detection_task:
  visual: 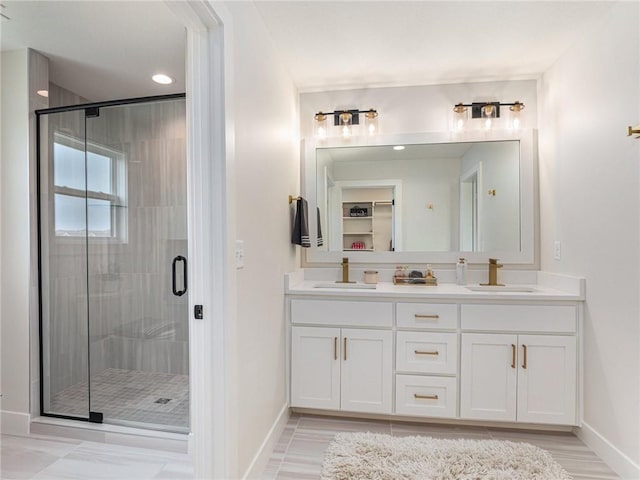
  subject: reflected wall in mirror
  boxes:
[317,141,520,253]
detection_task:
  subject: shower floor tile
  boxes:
[49,368,189,430]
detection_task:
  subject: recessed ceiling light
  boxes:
[393,145,405,151]
[152,74,174,85]
[37,90,49,98]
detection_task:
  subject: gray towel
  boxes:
[317,207,324,247]
[292,198,311,247]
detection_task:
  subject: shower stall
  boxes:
[36,94,189,433]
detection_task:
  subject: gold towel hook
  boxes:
[288,195,302,204]
[627,126,640,138]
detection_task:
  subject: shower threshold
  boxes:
[30,415,190,453]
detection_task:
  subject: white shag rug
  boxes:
[321,432,572,480]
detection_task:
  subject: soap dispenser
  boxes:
[456,258,467,285]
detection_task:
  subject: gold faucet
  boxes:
[337,257,355,283]
[481,258,504,286]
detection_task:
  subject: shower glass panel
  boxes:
[38,96,189,433]
[39,109,90,420]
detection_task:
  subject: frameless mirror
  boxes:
[304,130,536,265]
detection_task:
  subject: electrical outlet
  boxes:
[554,241,561,260]
[236,240,245,269]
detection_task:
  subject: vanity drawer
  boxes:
[461,304,577,333]
[396,331,457,374]
[291,299,392,327]
[395,374,457,418]
[396,303,457,330]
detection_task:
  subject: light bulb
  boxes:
[508,101,525,130]
[339,111,353,139]
[481,104,496,130]
[364,109,378,136]
[453,104,468,131]
[314,113,328,139]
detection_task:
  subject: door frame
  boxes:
[164,2,235,478]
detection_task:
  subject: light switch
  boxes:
[236,240,245,269]
[554,241,561,260]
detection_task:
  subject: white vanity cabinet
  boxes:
[460,305,578,425]
[287,286,582,428]
[290,300,393,414]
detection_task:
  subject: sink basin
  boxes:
[313,282,377,290]
[466,285,538,293]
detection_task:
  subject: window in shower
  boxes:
[53,132,126,240]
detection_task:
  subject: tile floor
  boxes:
[1,412,621,480]
[49,368,189,430]
[262,413,621,480]
[0,433,193,480]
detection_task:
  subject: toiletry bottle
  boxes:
[456,258,467,285]
[425,264,434,278]
[394,265,404,278]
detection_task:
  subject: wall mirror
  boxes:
[303,130,536,265]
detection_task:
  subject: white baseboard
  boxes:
[242,404,290,480]
[575,422,640,479]
[1,410,31,435]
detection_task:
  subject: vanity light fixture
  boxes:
[152,73,174,85]
[453,101,525,131]
[313,108,379,139]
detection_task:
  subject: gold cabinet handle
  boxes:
[344,337,347,361]
[414,393,439,400]
[414,350,439,356]
[414,314,440,320]
[511,344,516,369]
[522,344,527,369]
[334,337,338,360]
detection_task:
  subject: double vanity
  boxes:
[291,128,582,429]
[286,271,584,429]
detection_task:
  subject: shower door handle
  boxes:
[172,255,187,296]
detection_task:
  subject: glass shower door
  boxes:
[84,99,189,431]
[39,96,189,433]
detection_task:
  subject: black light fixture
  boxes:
[453,101,525,131]
[314,108,379,139]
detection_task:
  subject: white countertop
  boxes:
[285,272,585,301]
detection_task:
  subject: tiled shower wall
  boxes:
[43,96,188,398]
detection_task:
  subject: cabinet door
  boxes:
[291,326,340,410]
[340,329,392,414]
[461,333,518,421]
[517,335,577,425]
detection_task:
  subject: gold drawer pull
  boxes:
[334,337,338,360]
[344,337,347,361]
[414,350,439,356]
[414,393,439,400]
[522,344,527,369]
[414,314,440,320]
[511,344,516,369]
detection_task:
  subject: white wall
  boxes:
[0,49,42,434]
[223,2,299,477]
[300,80,538,138]
[538,3,640,477]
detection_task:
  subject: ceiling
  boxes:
[1,1,615,101]
[0,1,186,101]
